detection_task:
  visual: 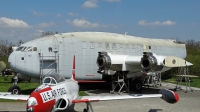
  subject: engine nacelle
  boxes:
[141,52,166,72]
[96,52,112,70]
[97,52,128,73]
[17,73,40,83]
[97,52,142,75]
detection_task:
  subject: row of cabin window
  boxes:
[85,42,180,52]
[84,42,152,50]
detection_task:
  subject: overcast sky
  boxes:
[0,0,200,44]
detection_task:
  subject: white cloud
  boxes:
[35,30,44,33]
[56,14,61,17]
[66,18,118,29]
[33,11,44,16]
[138,20,176,26]
[0,17,30,28]
[104,0,121,2]
[71,19,99,28]
[68,12,79,16]
[37,22,55,28]
[82,0,98,8]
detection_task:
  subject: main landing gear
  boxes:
[83,102,94,112]
[110,71,144,93]
[130,79,143,92]
[8,85,21,94]
[8,73,21,94]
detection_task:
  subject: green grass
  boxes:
[0,76,88,102]
[162,77,200,88]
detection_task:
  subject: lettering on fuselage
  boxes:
[40,87,67,103]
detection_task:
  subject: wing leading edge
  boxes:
[0,92,29,101]
[73,89,179,104]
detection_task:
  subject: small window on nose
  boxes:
[21,57,24,60]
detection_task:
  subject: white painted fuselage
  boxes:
[8,32,186,81]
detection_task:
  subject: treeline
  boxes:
[163,39,200,77]
[0,40,14,57]
[185,39,200,76]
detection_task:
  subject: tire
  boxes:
[8,85,21,94]
[130,80,142,92]
[83,108,88,112]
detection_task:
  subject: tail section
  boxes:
[71,55,76,81]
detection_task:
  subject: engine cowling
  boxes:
[97,52,142,75]
[96,52,111,70]
[141,52,165,72]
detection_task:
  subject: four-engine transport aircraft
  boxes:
[0,58,179,112]
[7,32,192,93]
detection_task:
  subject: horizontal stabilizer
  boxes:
[164,56,192,67]
[159,89,179,104]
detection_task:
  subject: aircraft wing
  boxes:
[73,89,179,104]
[0,92,29,101]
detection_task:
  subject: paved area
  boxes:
[0,83,200,112]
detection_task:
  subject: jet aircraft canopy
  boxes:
[43,73,65,85]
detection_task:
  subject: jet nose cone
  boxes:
[8,52,15,70]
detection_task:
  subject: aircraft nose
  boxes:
[27,97,38,112]
[8,52,16,70]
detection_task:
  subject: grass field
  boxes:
[0,76,88,102]
[162,77,200,88]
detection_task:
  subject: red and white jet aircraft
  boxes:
[0,56,179,112]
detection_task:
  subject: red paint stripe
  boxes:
[72,55,76,80]
[72,99,89,103]
[142,73,147,76]
[173,92,179,102]
[72,99,99,103]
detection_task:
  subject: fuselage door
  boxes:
[143,41,149,52]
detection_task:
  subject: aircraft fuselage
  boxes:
[8,32,186,81]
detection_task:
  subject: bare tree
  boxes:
[0,40,14,56]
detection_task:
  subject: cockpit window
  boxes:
[21,47,27,51]
[16,46,24,51]
[25,47,32,51]
[51,79,56,84]
[43,73,65,85]
[44,77,51,83]
[43,77,57,85]
[33,47,37,51]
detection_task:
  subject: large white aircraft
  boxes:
[0,60,179,112]
[7,32,192,92]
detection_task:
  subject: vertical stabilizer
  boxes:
[71,55,76,80]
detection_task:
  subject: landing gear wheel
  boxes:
[8,85,21,94]
[131,80,142,92]
[83,108,88,112]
